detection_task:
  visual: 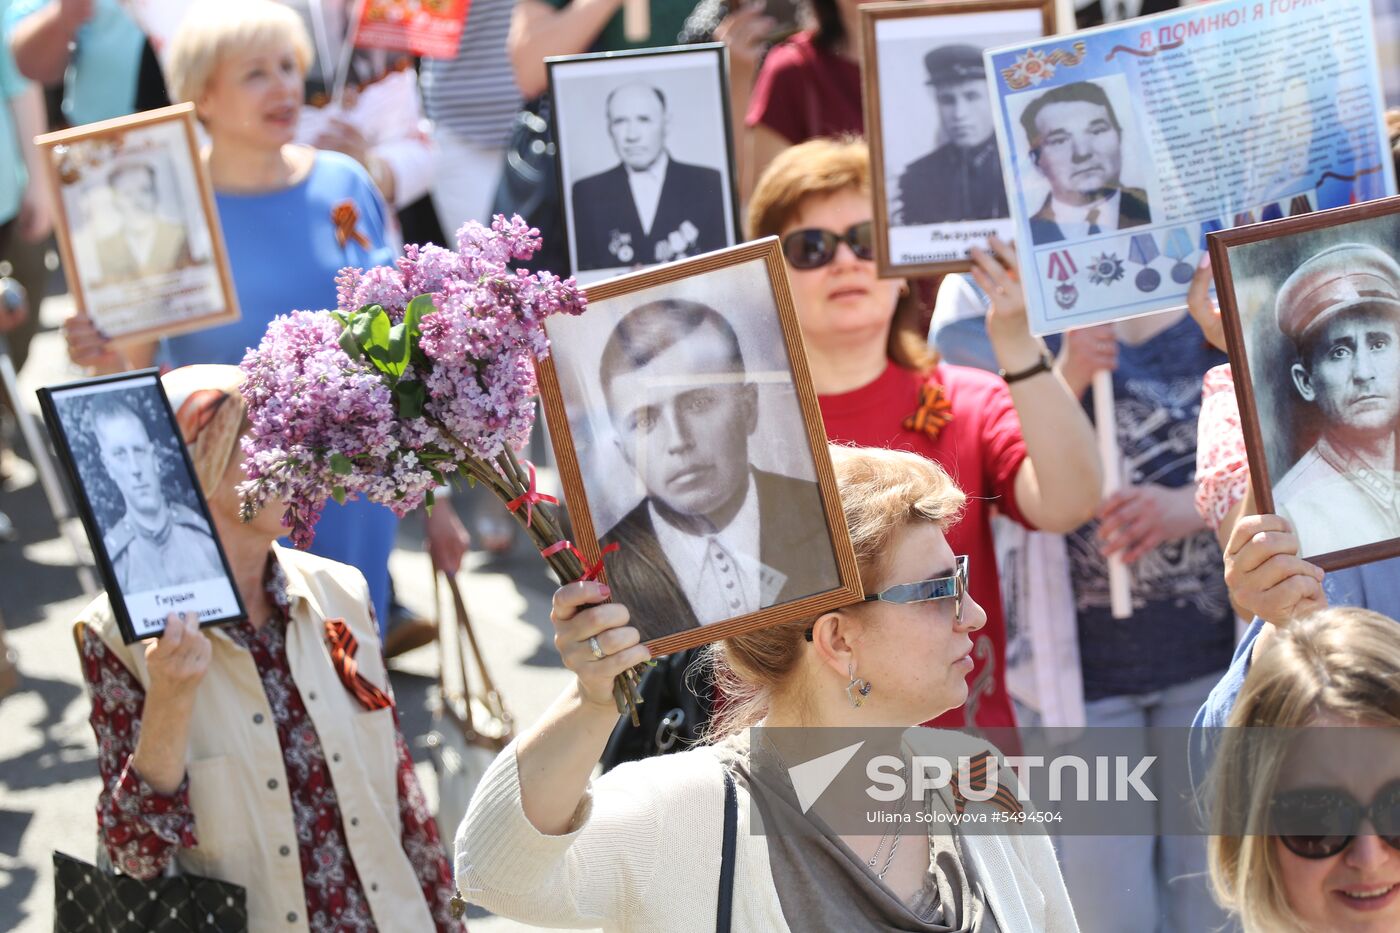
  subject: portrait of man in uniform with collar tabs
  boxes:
[1271,242,1400,558]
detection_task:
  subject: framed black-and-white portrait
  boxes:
[38,370,244,644]
[536,239,862,655]
[1209,196,1400,570]
[861,0,1053,278]
[36,103,239,344]
[547,44,741,286]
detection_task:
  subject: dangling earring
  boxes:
[846,662,872,708]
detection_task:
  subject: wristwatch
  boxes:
[999,352,1054,385]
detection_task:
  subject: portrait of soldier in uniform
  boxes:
[594,298,839,640]
[895,45,1008,226]
[1271,242,1400,557]
[570,83,729,273]
[94,162,193,285]
[1020,80,1152,245]
[89,395,223,592]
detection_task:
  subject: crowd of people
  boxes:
[2,0,1400,931]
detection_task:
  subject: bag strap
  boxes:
[716,768,737,933]
[433,570,511,736]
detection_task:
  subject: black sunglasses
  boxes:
[1271,780,1400,859]
[805,556,968,641]
[781,221,875,270]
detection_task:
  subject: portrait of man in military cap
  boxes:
[87,393,224,593]
[895,45,1008,226]
[1270,242,1400,557]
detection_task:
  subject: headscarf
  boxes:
[160,365,248,497]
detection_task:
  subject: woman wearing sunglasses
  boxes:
[746,137,1101,734]
[457,445,1080,931]
[1207,606,1400,932]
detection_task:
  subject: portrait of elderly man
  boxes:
[1272,242,1400,556]
[1020,80,1152,245]
[89,395,223,592]
[895,45,1008,225]
[93,162,193,285]
[595,299,839,641]
[571,84,729,272]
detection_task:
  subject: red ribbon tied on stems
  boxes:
[324,618,394,711]
[331,200,371,250]
[541,540,620,582]
[505,461,558,528]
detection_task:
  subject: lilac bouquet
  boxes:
[238,216,644,715]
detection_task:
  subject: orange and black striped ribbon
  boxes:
[902,379,954,441]
[324,618,394,711]
[951,750,1024,817]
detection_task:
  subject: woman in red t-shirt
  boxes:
[747,138,1102,730]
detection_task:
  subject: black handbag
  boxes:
[53,852,248,932]
[600,647,712,772]
[490,95,569,276]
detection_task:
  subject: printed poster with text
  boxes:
[987,0,1396,336]
[353,0,471,60]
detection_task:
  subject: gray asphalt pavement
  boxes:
[0,290,598,932]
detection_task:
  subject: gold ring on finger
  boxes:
[588,635,605,660]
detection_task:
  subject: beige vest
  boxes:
[83,544,434,933]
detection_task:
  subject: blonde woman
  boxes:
[457,445,1079,932]
[1207,607,1400,932]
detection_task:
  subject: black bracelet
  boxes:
[999,352,1054,385]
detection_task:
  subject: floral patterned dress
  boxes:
[81,558,464,931]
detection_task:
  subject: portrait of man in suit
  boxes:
[594,298,839,641]
[88,395,223,593]
[94,162,193,285]
[896,44,1008,226]
[1019,80,1152,245]
[570,84,730,273]
[1270,242,1400,557]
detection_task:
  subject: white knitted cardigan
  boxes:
[454,732,1081,933]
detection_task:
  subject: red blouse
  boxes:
[746,31,864,144]
[819,362,1031,730]
[81,559,464,932]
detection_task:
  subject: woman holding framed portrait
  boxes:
[72,364,462,932]
[458,444,1080,931]
[60,0,467,637]
[745,137,1101,734]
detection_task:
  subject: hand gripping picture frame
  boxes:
[535,238,863,656]
[38,370,245,644]
[861,0,1055,279]
[35,103,240,346]
[1208,195,1400,571]
[546,43,743,286]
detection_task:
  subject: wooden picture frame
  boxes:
[546,44,743,286]
[35,103,239,345]
[861,0,1054,279]
[535,238,864,656]
[37,370,246,644]
[1208,195,1400,570]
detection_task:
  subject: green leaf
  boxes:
[424,488,435,515]
[394,379,426,419]
[329,452,353,476]
[353,307,395,373]
[338,325,362,362]
[428,468,446,487]
[331,485,347,505]
[404,294,436,336]
[386,322,410,378]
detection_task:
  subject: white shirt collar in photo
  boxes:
[648,469,785,626]
[1047,189,1121,239]
[124,220,159,269]
[626,151,669,235]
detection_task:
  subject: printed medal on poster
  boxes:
[986,0,1398,335]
